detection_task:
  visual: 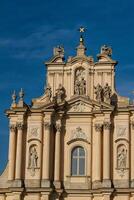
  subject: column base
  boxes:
[102,179,111,188]
[54,181,61,189]
[8,179,22,187]
[41,179,51,188]
[92,180,101,189]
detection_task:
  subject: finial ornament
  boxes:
[19,88,24,100]
[77,26,87,56]
[78,26,86,33]
[18,88,25,107]
[11,90,17,108]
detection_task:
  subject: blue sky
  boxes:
[0,0,134,173]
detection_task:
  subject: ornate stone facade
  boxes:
[0,32,134,200]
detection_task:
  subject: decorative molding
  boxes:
[117,125,127,137]
[71,127,88,141]
[95,124,102,132]
[30,127,39,137]
[71,102,86,112]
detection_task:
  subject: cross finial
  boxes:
[78,26,86,33]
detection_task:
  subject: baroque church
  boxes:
[0,29,134,200]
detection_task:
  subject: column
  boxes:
[103,121,111,187]
[54,122,61,188]
[93,123,102,188]
[131,121,134,187]
[15,122,23,179]
[42,122,51,187]
[8,124,16,180]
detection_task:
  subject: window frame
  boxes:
[71,146,86,176]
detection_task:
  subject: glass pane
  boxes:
[72,158,77,175]
[72,148,78,157]
[79,147,85,156]
[79,158,85,175]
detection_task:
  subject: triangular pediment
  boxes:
[67,95,114,113]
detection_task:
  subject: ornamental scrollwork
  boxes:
[71,127,87,140]
[30,127,39,137]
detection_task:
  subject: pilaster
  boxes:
[54,121,62,189]
[92,123,102,189]
[15,123,23,181]
[8,124,16,181]
[102,121,111,188]
[42,122,51,188]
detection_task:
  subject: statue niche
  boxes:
[28,145,38,176]
[74,67,86,95]
[117,144,127,169]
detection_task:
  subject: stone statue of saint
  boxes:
[79,77,86,95]
[74,68,86,95]
[101,45,112,56]
[53,46,64,57]
[74,79,80,95]
[29,146,38,170]
[94,84,103,102]
[117,147,127,169]
[55,84,65,104]
[103,83,111,102]
[44,84,52,102]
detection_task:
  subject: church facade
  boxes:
[0,33,134,200]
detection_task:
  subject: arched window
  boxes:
[71,146,85,176]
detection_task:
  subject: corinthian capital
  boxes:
[56,123,61,133]
[9,124,16,132]
[104,122,111,130]
[95,123,102,132]
[44,122,51,130]
[17,122,24,130]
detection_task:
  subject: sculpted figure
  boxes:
[55,84,65,104]
[94,84,103,102]
[101,45,112,56]
[53,46,64,57]
[80,77,86,95]
[74,68,86,95]
[29,146,38,170]
[117,146,127,169]
[103,83,111,102]
[44,84,52,102]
